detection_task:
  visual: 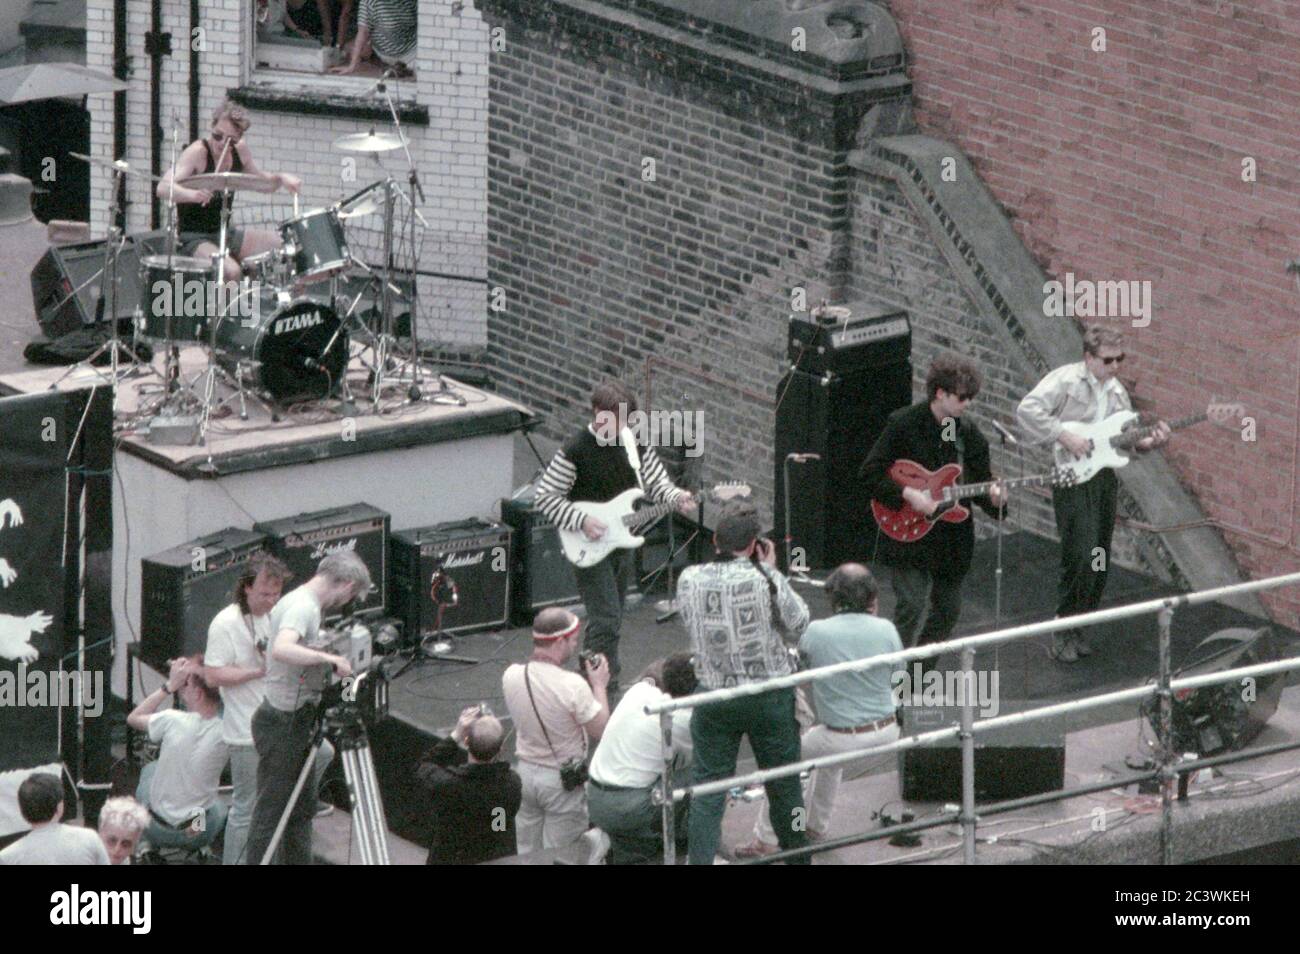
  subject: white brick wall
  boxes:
[87,0,488,346]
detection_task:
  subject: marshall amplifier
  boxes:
[140,528,269,668]
[254,504,390,622]
[390,519,512,639]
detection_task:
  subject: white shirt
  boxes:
[204,603,271,746]
[0,823,109,865]
[502,661,600,769]
[146,710,227,826]
[589,681,692,789]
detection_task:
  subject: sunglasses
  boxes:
[211,130,242,144]
[1099,354,1125,366]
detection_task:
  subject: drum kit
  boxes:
[58,86,457,445]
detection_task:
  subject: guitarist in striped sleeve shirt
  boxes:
[535,382,695,695]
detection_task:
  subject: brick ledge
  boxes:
[229,83,429,127]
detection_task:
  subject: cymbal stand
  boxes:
[195,187,238,443]
[49,163,153,400]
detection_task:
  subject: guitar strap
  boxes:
[620,427,644,490]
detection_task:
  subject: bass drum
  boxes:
[215,292,348,404]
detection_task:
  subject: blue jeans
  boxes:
[688,687,809,865]
[137,761,228,852]
[224,737,334,866]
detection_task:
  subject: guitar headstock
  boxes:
[1206,399,1247,429]
[709,482,753,502]
[1051,467,1078,489]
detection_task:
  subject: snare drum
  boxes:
[279,207,351,284]
[214,289,348,403]
[240,248,290,287]
[137,254,217,342]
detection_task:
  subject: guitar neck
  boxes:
[1113,412,1205,450]
[623,499,674,529]
[945,473,1053,502]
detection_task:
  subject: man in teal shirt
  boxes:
[735,563,902,858]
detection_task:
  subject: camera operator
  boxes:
[414,705,522,865]
[676,502,811,864]
[587,653,696,864]
[203,551,336,865]
[502,607,610,855]
[244,551,372,865]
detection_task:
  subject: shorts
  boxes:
[177,228,246,262]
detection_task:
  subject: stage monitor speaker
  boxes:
[501,495,579,626]
[254,504,390,622]
[390,519,512,638]
[774,305,912,570]
[898,699,1066,802]
[1141,626,1284,756]
[30,230,168,338]
[140,527,269,668]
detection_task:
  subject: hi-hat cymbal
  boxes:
[180,172,279,194]
[333,131,406,154]
[69,151,162,183]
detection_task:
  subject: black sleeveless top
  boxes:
[176,139,244,236]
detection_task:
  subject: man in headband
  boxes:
[502,607,611,855]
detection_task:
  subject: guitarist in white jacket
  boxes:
[534,381,695,695]
[1017,326,1169,662]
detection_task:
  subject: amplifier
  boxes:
[787,305,910,375]
[390,519,512,638]
[898,700,1065,802]
[140,528,269,667]
[501,494,580,626]
[254,504,390,622]
[30,230,168,338]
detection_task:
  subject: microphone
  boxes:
[367,68,396,95]
[992,420,1019,446]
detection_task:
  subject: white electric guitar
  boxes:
[1056,401,1243,484]
[558,482,751,568]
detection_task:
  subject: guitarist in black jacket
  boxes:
[534,381,694,695]
[860,355,1006,674]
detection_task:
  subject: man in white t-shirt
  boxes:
[0,773,109,865]
[587,653,695,864]
[126,656,228,853]
[502,607,611,854]
[203,551,335,865]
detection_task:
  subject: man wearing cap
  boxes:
[244,550,372,865]
[676,502,812,864]
[501,607,611,854]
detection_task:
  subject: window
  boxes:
[252,0,419,80]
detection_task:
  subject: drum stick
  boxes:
[293,192,300,218]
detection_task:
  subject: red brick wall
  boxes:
[886,0,1300,624]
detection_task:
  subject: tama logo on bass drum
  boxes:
[274,309,325,335]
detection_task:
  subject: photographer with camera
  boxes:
[502,607,611,855]
[676,502,812,864]
[414,705,521,865]
[244,551,372,865]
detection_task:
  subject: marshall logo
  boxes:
[311,537,358,561]
[274,310,325,335]
[441,550,485,569]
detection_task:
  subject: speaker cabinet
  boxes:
[390,519,512,638]
[30,230,167,338]
[898,699,1066,802]
[500,496,579,626]
[140,528,269,668]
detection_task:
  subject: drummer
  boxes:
[155,101,303,282]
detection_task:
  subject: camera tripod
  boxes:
[259,693,390,865]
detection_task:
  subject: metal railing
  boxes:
[646,570,1300,865]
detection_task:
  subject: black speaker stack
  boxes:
[501,491,580,625]
[30,230,168,339]
[774,303,912,570]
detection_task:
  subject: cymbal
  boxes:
[180,172,279,194]
[68,151,162,183]
[333,131,405,154]
[338,194,383,219]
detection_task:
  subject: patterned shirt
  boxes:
[359,0,417,61]
[1016,360,1132,469]
[677,558,810,690]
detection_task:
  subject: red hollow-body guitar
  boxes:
[870,459,1074,543]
